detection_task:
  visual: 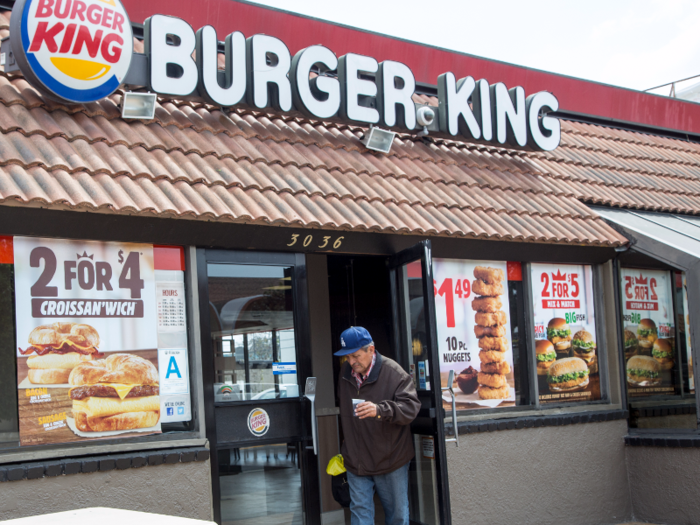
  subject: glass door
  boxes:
[199,250,320,525]
[388,240,452,525]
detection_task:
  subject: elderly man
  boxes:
[335,326,421,525]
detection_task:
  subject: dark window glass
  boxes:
[432,259,527,413]
[218,443,303,525]
[621,268,697,430]
[0,263,18,446]
[208,264,298,402]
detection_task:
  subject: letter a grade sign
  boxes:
[10,0,133,103]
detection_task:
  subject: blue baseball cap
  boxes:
[335,326,373,356]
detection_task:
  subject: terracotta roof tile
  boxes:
[0,33,648,246]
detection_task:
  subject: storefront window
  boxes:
[208,264,298,402]
[621,268,697,429]
[0,256,19,447]
[435,259,527,412]
[0,236,194,450]
[531,263,602,405]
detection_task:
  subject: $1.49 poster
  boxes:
[434,259,515,410]
[531,263,600,404]
[14,237,162,445]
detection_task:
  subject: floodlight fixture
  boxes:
[121,92,157,119]
[361,126,396,154]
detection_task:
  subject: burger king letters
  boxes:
[8,0,561,151]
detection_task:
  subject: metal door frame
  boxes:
[387,240,452,525]
[197,248,320,525]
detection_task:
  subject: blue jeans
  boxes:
[346,462,410,525]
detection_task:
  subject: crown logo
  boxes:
[552,269,567,282]
[635,274,648,285]
[76,251,94,260]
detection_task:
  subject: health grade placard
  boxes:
[13,237,161,446]
[434,259,515,410]
[531,263,601,404]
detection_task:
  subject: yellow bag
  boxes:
[326,454,346,476]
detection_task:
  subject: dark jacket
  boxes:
[338,352,420,476]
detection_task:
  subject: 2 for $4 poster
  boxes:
[14,237,161,445]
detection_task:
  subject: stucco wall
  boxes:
[0,460,213,522]
[446,420,632,525]
[626,447,700,525]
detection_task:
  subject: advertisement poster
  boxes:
[435,259,515,410]
[620,268,677,397]
[531,263,600,404]
[13,237,167,445]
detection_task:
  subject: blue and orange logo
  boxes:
[11,0,132,103]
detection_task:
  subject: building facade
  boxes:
[0,2,699,525]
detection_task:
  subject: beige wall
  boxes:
[626,447,700,525]
[0,461,213,521]
[446,420,632,525]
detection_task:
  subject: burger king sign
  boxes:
[247,408,270,437]
[10,0,133,103]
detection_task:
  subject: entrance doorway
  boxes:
[200,243,450,525]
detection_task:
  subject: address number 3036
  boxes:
[287,233,344,250]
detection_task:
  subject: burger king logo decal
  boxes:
[10,0,133,103]
[247,408,269,437]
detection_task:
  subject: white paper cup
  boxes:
[352,398,365,417]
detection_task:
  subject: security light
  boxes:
[361,126,396,154]
[121,92,158,119]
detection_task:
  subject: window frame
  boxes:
[449,259,615,419]
[615,261,698,431]
[0,242,204,464]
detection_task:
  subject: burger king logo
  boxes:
[247,408,269,437]
[10,0,133,103]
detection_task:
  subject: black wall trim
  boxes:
[625,434,700,448]
[0,206,616,264]
[446,409,628,436]
[0,447,210,482]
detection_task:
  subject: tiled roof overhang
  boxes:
[0,12,672,248]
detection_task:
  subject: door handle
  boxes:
[304,377,318,455]
[442,370,458,447]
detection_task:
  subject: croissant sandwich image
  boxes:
[20,323,100,384]
[69,354,160,433]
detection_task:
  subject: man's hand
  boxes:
[356,401,378,419]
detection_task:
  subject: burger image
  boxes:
[69,354,160,432]
[651,338,675,371]
[636,319,658,354]
[572,330,596,364]
[19,323,100,384]
[536,340,557,376]
[624,330,638,360]
[547,357,590,392]
[547,318,572,356]
[626,355,661,386]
